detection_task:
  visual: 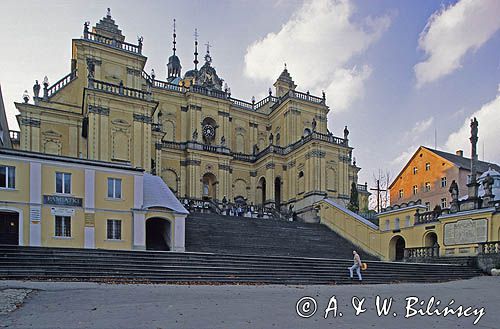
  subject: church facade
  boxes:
[14,10,369,219]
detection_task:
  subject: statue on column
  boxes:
[449,180,459,213]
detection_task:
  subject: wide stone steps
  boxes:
[0,246,482,285]
[185,214,378,260]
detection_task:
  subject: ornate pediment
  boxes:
[42,130,62,138]
[111,119,130,127]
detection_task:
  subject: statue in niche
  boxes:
[312,118,317,131]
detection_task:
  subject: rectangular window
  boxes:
[0,165,15,189]
[107,219,122,240]
[425,202,431,211]
[56,172,71,194]
[413,185,418,195]
[425,162,430,171]
[413,167,418,175]
[441,177,447,188]
[398,189,404,198]
[55,216,71,237]
[107,178,122,199]
[405,215,411,228]
[385,220,390,231]
[394,218,400,230]
[441,198,447,209]
[425,182,431,192]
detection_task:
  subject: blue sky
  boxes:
[0,0,499,187]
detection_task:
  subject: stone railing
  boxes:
[161,131,347,162]
[404,246,440,259]
[153,79,185,92]
[414,209,440,225]
[46,70,78,98]
[83,31,142,54]
[9,130,20,144]
[230,97,254,110]
[479,241,500,254]
[89,78,151,101]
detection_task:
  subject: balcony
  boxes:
[83,31,142,55]
[89,78,151,101]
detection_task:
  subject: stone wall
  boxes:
[477,254,500,274]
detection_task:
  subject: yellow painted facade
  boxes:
[14,11,369,219]
[318,198,500,261]
[0,148,187,251]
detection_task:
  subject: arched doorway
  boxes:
[202,173,217,200]
[257,177,266,206]
[424,232,438,247]
[274,177,282,210]
[145,218,171,251]
[389,235,406,261]
[0,211,19,245]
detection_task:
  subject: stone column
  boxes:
[172,214,186,252]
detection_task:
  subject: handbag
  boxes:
[361,263,368,271]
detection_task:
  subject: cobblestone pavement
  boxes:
[0,277,499,329]
[0,289,33,315]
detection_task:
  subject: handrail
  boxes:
[414,209,440,225]
[84,31,142,55]
[47,70,77,98]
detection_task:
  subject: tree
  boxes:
[369,169,392,212]
[347,182,359,213]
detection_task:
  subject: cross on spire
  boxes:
[205,41,211,54]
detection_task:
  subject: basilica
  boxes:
[14,10,369,219]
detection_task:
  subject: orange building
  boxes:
[389,146,500,211]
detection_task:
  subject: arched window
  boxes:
[303,128,311,136]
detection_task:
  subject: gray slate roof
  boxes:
[143,173,189,214]
[423,147,500,173]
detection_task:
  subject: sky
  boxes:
[0,0,499,187]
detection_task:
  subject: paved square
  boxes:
[1,277,498,329]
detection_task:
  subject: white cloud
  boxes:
[244,0,390,111]
[414,0,500,87]
[445,89,500,164]
[408,117,434,138]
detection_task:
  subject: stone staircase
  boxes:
[0,246,482,285]
[186,213,378,260]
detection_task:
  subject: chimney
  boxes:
[456,150,463,157]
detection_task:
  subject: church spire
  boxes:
[167,18,182,80]
[172,19,177,56]
[193,28,199,70]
